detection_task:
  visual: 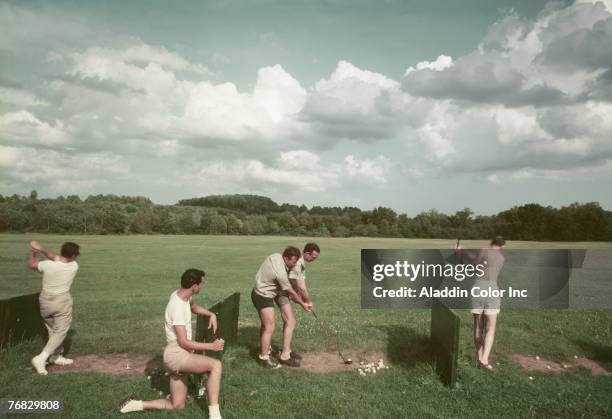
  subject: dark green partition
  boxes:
[194,292,240,360]
[191,292,240,404]
[0,293,46,349]
[430,298,460,387]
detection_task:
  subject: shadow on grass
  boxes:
[143,356,206,400]
[144,355,169,394]
[380,325,434,369]
[237,326,261,360]
[62,329,76,355]
[573,339,612,366]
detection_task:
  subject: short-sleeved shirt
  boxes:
[38,260,79,295]
[253,253,292,298]
[288,257,306,285]
[479,249,505,285]
[165,290,193,343]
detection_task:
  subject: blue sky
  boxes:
[1,0,611,215]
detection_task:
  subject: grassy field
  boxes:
[1,234,611,418]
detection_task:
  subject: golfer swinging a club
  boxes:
[28,240,80,375]
[273,243,320,365]
[457,236,506,371]
[251,246,313,368]
[119,269,224,419]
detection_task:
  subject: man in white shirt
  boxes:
[119,268,224,419]
[28,240,80,376]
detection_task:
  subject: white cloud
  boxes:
[404,54,453,75]
[191,156,337,192]
[0,87,47,108]
[0,111,69,145]
[253,65,307,123]
[278,150,321,170]
[0,145,129,193]
[344,155,390,184]
[493,107,550,145]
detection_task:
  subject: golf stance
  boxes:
[119,269,224,419]
[274,243,320,365]
[458,236,506,371]
[251,246,312,368]
[28,240,80,375]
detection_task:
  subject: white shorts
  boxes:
[163,341,192,376]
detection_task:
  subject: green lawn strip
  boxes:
[1,234,610,418]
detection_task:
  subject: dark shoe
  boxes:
[259,356,281,369]
[273,348,302,360]
[478,361,495,372]
[279,356,300,367]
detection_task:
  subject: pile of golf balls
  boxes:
[357,359,388,376]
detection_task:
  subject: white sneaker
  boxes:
[31,355,48,375]
[51,355,74,366]
[118,398,143,413]
[208,405,222,419]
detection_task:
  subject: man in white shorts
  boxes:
[463,236,506,371]
[119,269,225,419]
[28,240,80,375]
[273,243,320,364]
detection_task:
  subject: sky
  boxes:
[1,0,611,215]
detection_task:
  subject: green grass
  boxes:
[1,234,611,418]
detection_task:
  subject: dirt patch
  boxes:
[299,350,387,374]
[510,354,566,373]
[511,353,610,376]
[575,358,612,376]
[47,354,161,377]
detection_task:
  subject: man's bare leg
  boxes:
[141,375,188,410]
[473,314,484,363]
[279,303,296,359]
[481,314,497,365]
[258,307,276,358]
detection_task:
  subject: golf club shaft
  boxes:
[311,310,348,363]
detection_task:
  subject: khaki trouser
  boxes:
[39,291,73,355]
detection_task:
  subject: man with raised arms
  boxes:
[119,269,224,419]
[251,246,313,368]
[28,240,80,375]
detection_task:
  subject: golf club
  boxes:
[311,310,352,365]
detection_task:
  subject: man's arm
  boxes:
[174,325,224,352]
[30,241,59,261]
[285,287,312,311]
[295,279,312,304]
[191,304,218,334]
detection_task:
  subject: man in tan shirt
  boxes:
[251,246,312,368]
[274,243,320,363]
[28,240,80,375]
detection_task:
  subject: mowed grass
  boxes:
[1,234,611,418]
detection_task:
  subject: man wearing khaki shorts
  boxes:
[28,240,80,375]
[119,269,224,419]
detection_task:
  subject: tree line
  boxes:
[0,192,610,241]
